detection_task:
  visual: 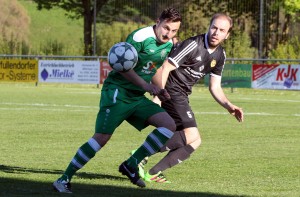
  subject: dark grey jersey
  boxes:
[166,33,226,96]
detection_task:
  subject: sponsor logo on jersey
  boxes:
[150,49,155,53]
[149,62,158,71]
[185,67,205,78]
[196,56,202,61]
[211,59,216,68]
[142,61,157,74]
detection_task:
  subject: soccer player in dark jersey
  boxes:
[140,13,244,183]
[52,8,181,193]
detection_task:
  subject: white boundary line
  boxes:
[0,107,94,112]
[239,97,300,103]
[0,102,298,116]
[0,102,97,109]
[189,96,300,103]
[194,111,300,117]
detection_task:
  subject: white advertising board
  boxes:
[252,64,300,90]
[38,60,100,84]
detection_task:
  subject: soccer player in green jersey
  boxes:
[53,7,181,193]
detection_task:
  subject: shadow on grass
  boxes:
[0,165,247,197]
[0,164,119,181]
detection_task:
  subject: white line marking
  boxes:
[1,103,299,117]
[66,91,99,95]
[239,98,300,103]
[0,107,95,112]
[0,102,98,109]
[194,112,300,117]
[189,96,300,103]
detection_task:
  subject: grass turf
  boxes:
[0,83,299,196]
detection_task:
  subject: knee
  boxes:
[185,130,202,150]
[168,120,176,132]
[191,137,201,150]
[92,133,112,147]
[161,117,176,132]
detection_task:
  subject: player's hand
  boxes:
[143,83,161,96]
[156,89,171,102]
[228,107,244,122]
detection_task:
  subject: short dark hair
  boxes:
[210,13,233,32]
[159,7,182,23]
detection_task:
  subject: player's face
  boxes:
[155,19,181,44]
[208,17,231,49]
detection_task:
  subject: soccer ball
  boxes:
[108,42,138,72]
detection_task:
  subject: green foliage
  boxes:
[98,2,152,24]
[28,39,85,56]
[32,0,98,19]
[30,0,111,55]
[269,36,300,60]
[6,0,300,57]
[38,39,64,56]
[0,33,30,55]
[180,0,258,59]
[96,22,140,55]
[181,1,209,38]
[283,0,300,20]
[223,30,257,58]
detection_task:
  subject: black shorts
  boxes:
[162,95,197,131]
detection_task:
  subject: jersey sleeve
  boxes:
[168,37,198,68]
[126,31,143,53]
[210,49,226,77]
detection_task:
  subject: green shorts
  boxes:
[95,87,165,134]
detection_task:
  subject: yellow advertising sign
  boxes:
[0,59,38,82]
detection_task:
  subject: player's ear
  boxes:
[156,19,160,26]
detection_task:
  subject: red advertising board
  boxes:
[100,61,113,84]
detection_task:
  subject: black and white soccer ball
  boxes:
[108,42,138,72]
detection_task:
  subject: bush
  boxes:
[269,36,300,60]
[0,33,30,55]
[223,30,257,59]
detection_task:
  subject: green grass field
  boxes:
[0,83,299,197]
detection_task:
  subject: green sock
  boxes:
[60,138,101,181]
[127,127,173,168]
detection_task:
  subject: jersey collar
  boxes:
[205,33,216,54]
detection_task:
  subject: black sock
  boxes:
[149,144,194,175]
[160,130,186,152]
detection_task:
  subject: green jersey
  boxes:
[103,26,173,96]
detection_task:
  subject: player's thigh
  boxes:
[95,89,134,134]
[147,112,176,131]
[126,98,172,131]
[162,97,197,131]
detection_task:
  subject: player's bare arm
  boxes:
[156,59,176,88]
[209,75,244,122]
[151,60,176,103]
[119,69,161,95]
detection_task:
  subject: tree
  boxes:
[32,0,109,56]
[279,0,300,43]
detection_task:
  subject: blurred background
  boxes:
[1,0,300,59]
